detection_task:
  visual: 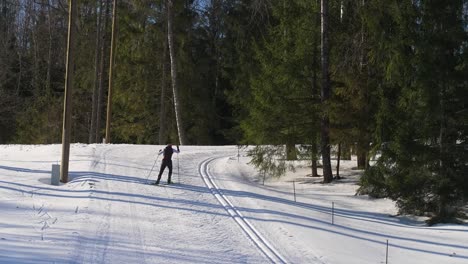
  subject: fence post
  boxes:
[332,202,335,224]
[262,169,266,185]
[386,239,389,264]
[293,181,296,202]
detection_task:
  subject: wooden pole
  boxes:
[105,0,117,143]
[60,0,77,183]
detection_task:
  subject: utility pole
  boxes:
[60,0,78,183]
[105,0,117,144]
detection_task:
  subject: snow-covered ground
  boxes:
[0,144,466,264]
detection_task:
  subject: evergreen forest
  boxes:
[0,0,467,223]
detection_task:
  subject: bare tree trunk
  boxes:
[46,0,54,144]
[45,0,53,96]
[209,0,221,108]
[29,0,41,95]
[167,0,187,145]
[321,0,333,183]
[89,0,103,143]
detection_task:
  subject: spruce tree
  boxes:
[359,0,468,224]
[241,0,322,178]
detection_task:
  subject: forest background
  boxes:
[0,0,467,224]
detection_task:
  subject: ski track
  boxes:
[75,146,112,264]
[75,145,147,264]
[199,156,289,264]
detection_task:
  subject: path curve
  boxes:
[199,156,289,264]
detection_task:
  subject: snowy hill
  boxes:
[0,144,467,264]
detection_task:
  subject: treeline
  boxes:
[0,0,467,223]
[0,0,247,145]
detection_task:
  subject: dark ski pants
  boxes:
[156,159,173,183]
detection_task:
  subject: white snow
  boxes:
[0,144,467,264]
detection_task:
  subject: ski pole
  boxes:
[145,150,161,184]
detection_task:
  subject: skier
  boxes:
[154,144,180,185]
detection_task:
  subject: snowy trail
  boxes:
[1,144,467,264]
[199,157,288,264]
[74,145,148,264]
[71,145,268,264]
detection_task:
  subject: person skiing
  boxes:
[154,144,180,185]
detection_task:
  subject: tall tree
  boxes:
[96,0,111,143]
[167,0,186,145]
[320,0,333,183]
[90,0,104,143]
[105,0,117,143]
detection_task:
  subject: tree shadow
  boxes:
[1,164,467,260]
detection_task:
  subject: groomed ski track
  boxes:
[199,157,288,264]
[71,145,282,264]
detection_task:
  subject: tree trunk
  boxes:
[336,142,341,179]
[311,140,318,177]
[437,85,448,220]
[16,51,23,96]
[357,146,367,169]
[45,0,53,96]
[46,0,54,144]
[321,0,333,183]
[90,0,103,144]
[167,0,187,145]
[29,0,41,96]
[286,142,297,160]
